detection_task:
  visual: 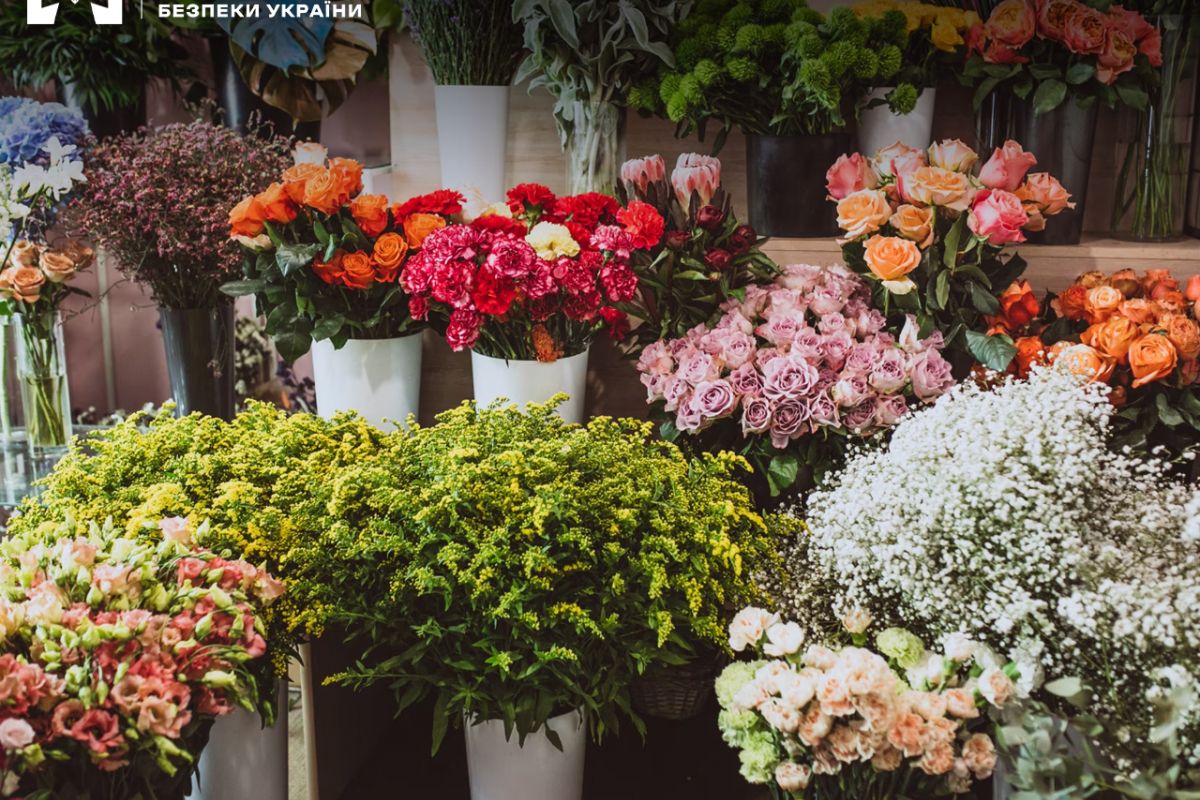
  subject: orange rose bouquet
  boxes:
[1031,268,1200,463]
[827,137,1071,374]
[224,148,463,363]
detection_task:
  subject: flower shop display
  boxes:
[962,0,1162,244]
[407,0,524,205]
[826,137,1072,374]
[637,263,955,505]
[717,609,1019,799]
[798,368,1200,790]
[0,515,284,799]
[642,3,911,237]
[326,400,773,800]
[402,184,658,422]
[227,149,462,428]
[513,0,685,194]
[70,119,291,420]
[616,153,780,353]
[852,2,980,154]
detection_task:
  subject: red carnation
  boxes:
[471,267,517,317]
[555,192,620,229]
[616,201,665,250]
[600,306,631,340]
[470,215,527,236]
[392,189,465,221]
[507,183,557,216]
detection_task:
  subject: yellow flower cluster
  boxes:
[854,0,980,51]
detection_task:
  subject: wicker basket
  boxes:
[630,659,720,721]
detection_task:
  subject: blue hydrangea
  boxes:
[0,98,89,166]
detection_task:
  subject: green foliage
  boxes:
[406,0,524,85]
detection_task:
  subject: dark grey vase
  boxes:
[159,304,235,420]
[976,92,1098,245]
[746,132,854,238]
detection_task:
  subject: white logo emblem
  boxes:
[28,0,123,25]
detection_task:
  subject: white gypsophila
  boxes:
[796,368,1199,763]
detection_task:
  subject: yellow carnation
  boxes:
[525,221,581,260]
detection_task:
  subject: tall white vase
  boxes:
[464,710,586,800]
[434,85,510,206]
[470,349,589,424]
[311,333,423,430]
[185,682,287,800]
[858,87,938,155]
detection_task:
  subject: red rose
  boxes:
[696,204,726,231]
[728,224,757,254]
[616,201,665,250]
[704,248,732,271]
[471,267,517,316]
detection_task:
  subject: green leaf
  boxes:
[966,330,1017,371]
[312,315,345,342]
[276,243,320,277]
[934,270,950,310]
[272,331,312,364]
[1045,677,1083,698]
[1065,62,1095,85]
[1114,82,1149,110]
[1157,393,1185,427]
[430,692,450,756]
[674,270,709,281]
[1032,79,1068,115]
[546,0,579,49]
[766,454,799,497]
[942,216,963,271]
[969,282,1001,315]
[220,279,266,297]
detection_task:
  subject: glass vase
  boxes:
[565,99,626,195]
[1111,13,1198,241]
[0,316,21,447]
[14,311,72,456]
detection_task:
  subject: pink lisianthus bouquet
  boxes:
[0,517,283,799]
[717,607,1023,798]
[401,184,662,361]
[637,263,954,501]
[827,138,1071,374]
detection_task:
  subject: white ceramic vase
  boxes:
[464,710,586,800]
[185,682,287,800]
[310,333,423,430]
[858,87,938,155]
[470,349,589,424]
[434,85,510,207]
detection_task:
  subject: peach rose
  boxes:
[229,195,267,237]
[1063,5,1108,54]
[282,162,324,204]
[1053,284,1089,320]
[350,193,390,238]
[961,733,997,779]
[863,235,922,284]
[826,152,878,201]
[836,189,892,240]
[1117,298,1159,325]
[257,182,297,225]
[1014,172,1075,216]
[39,250,77,284]
[890,204,935,248]
[1050,342,1115,383]
[302,168,342,215]
[968,189,1028,245]
[1037,0,1081,39]
[1,266,45,303]
[403,213,447,249]
[1013,335,1048,378]
[340,251,376,290]
[1077,270,1108,289]
[944,688,980,719]
[872,141,927,179]
[7,240,41,269]
[979,140,1038,192]
[328,157,364,204]
[1165,315,1200,360]
[1081,316,1140,362]
[1185,274,1200,302]
[372,232,408,283]
[1145,267,1179,294]
[985,0,1036,47]
[903,166,974,211]
[927,139,978,172]
[1084,285,1124,323]
[1097,26,1137,85]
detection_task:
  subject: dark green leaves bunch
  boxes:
[406,0,524,85]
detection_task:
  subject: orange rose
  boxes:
[1081,316,1139,362]
[1077,271,1108,289]
[256,182,297,225]
[282,162,324,204]
[403,213,447,249]
[903,166,974,211]
[39,250,78,284]
[372,233,408,283]
[7,240,41,269]
[312,250,345,285]
[302,168,342,216]
[350,194,390,238]
[1165,315,1200,360]
[863,234,921,284]
[340,250,375,290]
[1128,333,1178,388]
[1153,288,1186,311]
[1013,335,1047,379]
[229,195,268,237]
[889,204,935,248]
[1109,268,1140,298]
[1117,298,1160,325]
[1052,284,1088,321]
[329,157,364,204]
[1049,341,1115,383]
[0,266,45,304]
[1143,268,1178,296]
[997,280,1040,330]
[64,241,95,271]
[1084,285,1123,323]
[1186,274,1200,302]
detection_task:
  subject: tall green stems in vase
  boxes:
[566,99,626,195]
[13,311,71,454]
[1113,13,1199,241]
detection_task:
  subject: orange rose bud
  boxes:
[1013,335,1047,379]
[257,182,297,225]
[998,279,1040,330]
[340,250,375,290]
[1128,333,1178,388]
[403,213,448,249]
[312,250,345,285]
[1052,284,1089,321]
[1081,316,1140,363]
[1084,285,1123,323]
[862,234,921,282]
[229,195,268,237]
[329,157,364,203]
[372,233,408,283]
[302,168,342,216]
[1165,315,1200,360]
[282,162,324,204]
[350,194,390,238]
[1153,288,1186,311]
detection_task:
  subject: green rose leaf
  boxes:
[1032,79,1067,115]
[220,279,266,297]
[1156,393,1185,427]
[276,243,321,277]
[966,330,1017,371]
[766,453,799,497]
[1065,62,1095,85]
[969,282,1001,315]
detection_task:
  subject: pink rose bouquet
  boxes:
[827,138,1071,373]
[637,263,953,500]
[0,517,283,799]
[717,608,1021,798]
[402,184,661,361]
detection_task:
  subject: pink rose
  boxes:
[778,263,825,293]
[872,141,927,179]
[762,354,820,401]
[1063,5,1108,54]
[969,189,1029,245]
[843,400,878,432]
[722,331,757,369]
[769,398,810,448]
[728,362,764,396]
[672,153,721,209]
[757,310,807,347]
[741,396,772,434]
[910,350,956,401]
[842,343,877,376]
[978,140,1038,191]
[868,349,909,392]
[825,152,877,201]
[676,350,717,384]
[808,393,839,426]
[637,341,674,376]
[873,393,910,427]
[691,379,736,420]
[820,331,855,372]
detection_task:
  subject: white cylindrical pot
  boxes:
[434,85,510,207]
[186,682,287,800]
[465,710,585,800]
[470,349,589,424]
[858,87,937,155]
[311,333,423,430]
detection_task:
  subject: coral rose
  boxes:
[403,213,448,249]
[968,189,1028,245]
[1129,333,1178,387]
[312,250,346,286]
[1139,25,1163,66]
[903,166,974,212]
[979,140,1038,192]
[1063,5,1108,54]
[836,189,892,240]
[1097,26,1137,85]
[282,162,323,204]
[372,233,408,283]
[1052,283,1088,320]
[1036,0,1080,39]
[927,139,978,172]
[229,195,267,237]
[350,193,390,238]
[863,235,921,286]
[825,152,877,201]
[1014,173,1074,215]
[302,168,342,216]
[1081,316,1139,362]
[340,251,376,290]
[1050,342,1115,383]
[256,182,297,225]
[1084,285,1124,323]
[1013,335,1048,378]
[985,0,1036,47]
[1117,298,1159,325]
[1,266,45,303]
[1165,315,1200,360]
